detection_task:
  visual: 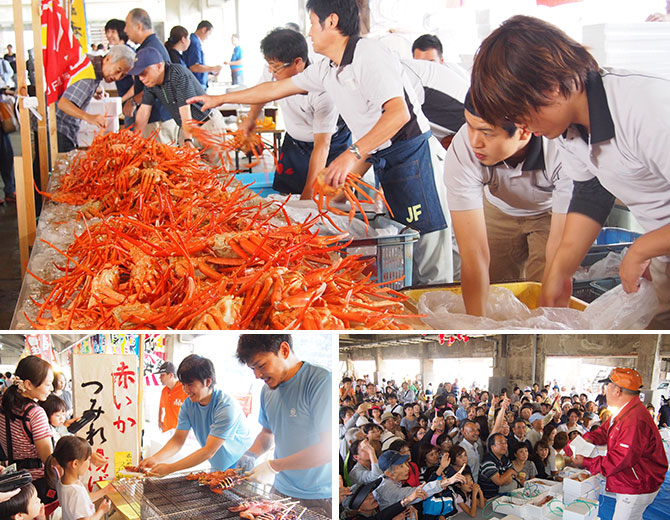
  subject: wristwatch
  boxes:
[348,143,362,160]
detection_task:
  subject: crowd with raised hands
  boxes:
[338,374,659,519]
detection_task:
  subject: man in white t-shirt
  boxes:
[443,91,572,316]
[189,0,453,286]
[470,15,670,328]
[238,28,351,198]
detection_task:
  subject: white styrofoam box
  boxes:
[564,474,601,504]
[583,23,670,78]
[522,491,562,520]
[77,97,123,147]
[563,497,599,520]
[559,467,591,480]
[489,495,529,517]
[526,477,562,494]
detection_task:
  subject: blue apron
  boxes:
[367,131,447,234]
[273,123,352,194]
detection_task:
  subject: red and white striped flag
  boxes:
[40,0,95,105]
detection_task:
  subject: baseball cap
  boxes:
[523,386,532,392]
[443,410,456,418]
[529,412,545,424]
[378,450,409,472]
[380,412,395,423]
[343,478,382,510]
[155,361,176,375]
[127,47,165,76]
[599,368,643,392]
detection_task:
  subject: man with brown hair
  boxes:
[470,15,670,328]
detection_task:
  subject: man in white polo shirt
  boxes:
[237,28,351,198]
[470,15,670,328]
[444,91,572,316]
[401,58,468,150]
[188,0,452,286]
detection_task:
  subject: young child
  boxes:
[0,483,44,520]
[49,436,113,520]
[452,468,486,517]
[39,394,69,444]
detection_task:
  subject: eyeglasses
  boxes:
[267,62,291,74]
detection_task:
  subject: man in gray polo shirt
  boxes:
[56,45,135,152]
[444,91,572,316]
[470,15,670,328]
[130,47,225,152]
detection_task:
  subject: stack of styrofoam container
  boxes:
[563,471,601,504]
[583,23,670,78]
[77,97,122,147]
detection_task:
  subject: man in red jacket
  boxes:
[572,368,668,520]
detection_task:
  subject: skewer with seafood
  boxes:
[229,497,304,520]
[185,468,249,494]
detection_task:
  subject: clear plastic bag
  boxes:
[417,279,658,330]
[573,248,628,281]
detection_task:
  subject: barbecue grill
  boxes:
[109,472,331,520]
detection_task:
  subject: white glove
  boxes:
[246,460,278,485]
[236,451,258,473]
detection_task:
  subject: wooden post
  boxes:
[138,335,145,459]
[31,0,50,191]
[12,0,38,277]
[14,157,30,277]
[48,104,58,167]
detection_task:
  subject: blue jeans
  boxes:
[367,131,447,234]
[273,124,352,194]
[231,69,243,85]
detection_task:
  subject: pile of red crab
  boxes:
[24,129,418,329]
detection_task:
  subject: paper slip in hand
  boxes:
[569,435,599,458]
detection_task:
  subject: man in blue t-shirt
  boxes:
[236,335,332,517]
[183,21,222,89]
[138,354,253,476]
[225,34,243,85]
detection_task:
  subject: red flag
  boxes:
[41,0,95,105]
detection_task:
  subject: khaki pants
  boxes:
[143,119,179,144]
[647,258,670,329]
[483,197,551,282]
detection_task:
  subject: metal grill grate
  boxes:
[110,473,330,520]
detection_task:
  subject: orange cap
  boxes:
[599,367,642,392]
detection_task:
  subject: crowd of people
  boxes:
[339,369,668,519]
[0,334,332,520]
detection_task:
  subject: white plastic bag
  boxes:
[580,278,658,329]
[417,279,658,330]
[573,248,627,281]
